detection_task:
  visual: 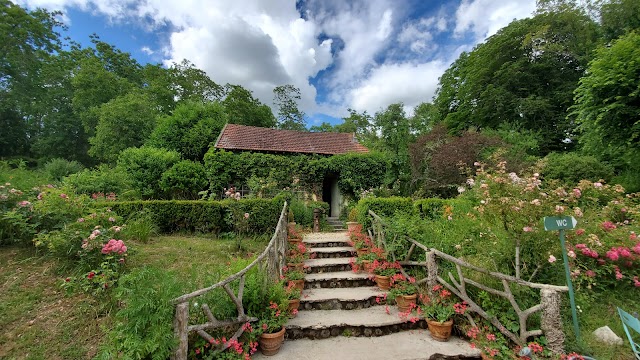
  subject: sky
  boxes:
[14,0,537,126]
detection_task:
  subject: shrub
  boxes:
[540,152,614,184]
[118,147,181,199]
[355,197,415,229]
[98,267,182,360]
[43,158,84,181]
[159,160,208,199]
[121,211,158,243]
[63,164,136,199]
[287,198,329,228]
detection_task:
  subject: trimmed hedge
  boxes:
[102,198,329,234]
[355,197,415,229]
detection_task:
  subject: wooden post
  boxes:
[426,250,438,292]
[313,208,321,232]
[173,302,189,360]
[540,289,564,354]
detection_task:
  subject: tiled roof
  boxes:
[214,124,369,155]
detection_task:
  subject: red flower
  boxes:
[87,272,95,280]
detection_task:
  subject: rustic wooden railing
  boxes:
[368,210,569,353]
[171,201,288,360]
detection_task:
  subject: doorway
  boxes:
[322,173,341,218]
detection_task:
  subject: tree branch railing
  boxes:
[171,201,289,360]
[367,210,568,353]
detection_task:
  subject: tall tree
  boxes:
[433,7,600,154]
[599,0,640,42]
[0,0,62,157]
[89,91,158,163]
[146,101,228,161]
[572,31,640,167]
[273,84,306,131]
[373,103,412,192]
[222,84,276,128]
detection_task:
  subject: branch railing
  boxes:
[171,201,289,360]
[368,210,569,353]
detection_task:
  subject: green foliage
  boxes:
[355,197,415,229]
[98,266,182,360]
[286,198,329,228]
[273,85,306,131]
[222,84,276,128]
[63,164,136,199]
[105,197,289,234]
[146,101,227,161]
[433,8,600,153]
[572,31,640,168]
[413,198,449,220]
[89,92,158,163]
[160,160,208,200]
[117,147,181,199]
[540,152,615,183]
[43,158,84,181]
[203,148,388,199]
[121,211,157,243]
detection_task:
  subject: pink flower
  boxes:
[523,226,533,232]
[633,276,640,287]
[567,250,576,258]
[616,272,623,280]
[486,333,496,341]
[606,250,619,261]
[576,229,585,236]
[594,182,603,188]
[555,205,565,213]
[630,233,637,241]
[77,218,85,222]
[59,193,68,199]
[244,212,250,219]
[601,221,617,231]
[548,255,557,263]
[585,270,596,278]
[619,248,632,258]
[108,217,116,222]
[573,188,581,198]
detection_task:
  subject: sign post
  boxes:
[543,215,580,342]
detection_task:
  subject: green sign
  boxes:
[543,216,578,231]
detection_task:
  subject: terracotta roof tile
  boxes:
[214,124,369,155]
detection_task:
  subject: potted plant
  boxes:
[465,325,511,359]
[284,280,302,317]
[287,224,302,244]
[388,274,418,312]
[284,268,305,291]
[355,252,379,273]
[371,260,400,290]
[354,239,370,257]
[257,301,288,356]
[287,242,308,271]
[346,208,359,232]
[421,284,467,342]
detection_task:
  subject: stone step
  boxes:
[253,329,480,360]
[305,257,353,273]
[300,287,384,310]
[286,306,425,340]
[309,246,354,259]
[304,271,374,289]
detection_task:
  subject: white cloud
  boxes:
[140,46,154,55]
[349,61,448,115]
[454,0,536,40]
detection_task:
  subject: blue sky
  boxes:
[16,0,536,126]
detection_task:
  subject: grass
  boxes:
[0,233,269,360]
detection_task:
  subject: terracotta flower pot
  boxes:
[395,293,417,312]
[259,327,286,355]
[360,260,371,273]
[346,222,359,232]
[290,279,304,292]
[287,263,304,272]
[374,275,391,290]
[287,298,300,317]
[426,319,453,342]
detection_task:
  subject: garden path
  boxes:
[254,231,480,360]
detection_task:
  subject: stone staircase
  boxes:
[254,231,480,360]
[325,216,345,232]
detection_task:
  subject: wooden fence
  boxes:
[171,201,288,359]
[368,210,569,353]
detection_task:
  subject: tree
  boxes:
[433,8,600,154]
[222,84,276,128]
[309,122,337,132]
[410,102,438,135]
[373,103,412,192]
[0,0,62,157]
[117,146,181,199]
[572,31,640,167]
[89,92,158,163]
[600,0,640,42]
[146,101,228,161]
[336,109,376,146]
[273,85,306,131]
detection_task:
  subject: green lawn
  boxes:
[0,234,268,360]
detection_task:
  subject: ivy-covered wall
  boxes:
[203,149,389,199]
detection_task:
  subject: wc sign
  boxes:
[543,216,578,231]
